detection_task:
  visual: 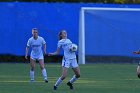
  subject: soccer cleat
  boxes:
[67,82,73,90]
[30,79,35,82]
[53,86,57,90]
[44,79,48,83]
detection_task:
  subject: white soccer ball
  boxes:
[69,44,78,52]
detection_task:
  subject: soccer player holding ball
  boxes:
[133,50,140,78]
[48,30,80,90]
[25,28,48,82]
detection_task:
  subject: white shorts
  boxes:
[62,58,79,68]
[30,54,44,61]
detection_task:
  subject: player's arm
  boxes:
[133,50,140,54]
[25,39,30,59]
[43,44,47,55]
[42,37,47,55]
[25,46,29,59]
[48,47,60,56]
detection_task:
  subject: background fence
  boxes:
[0,2,140,62]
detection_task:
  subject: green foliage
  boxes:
[0,55,63,63]
[135,0,140,3]
[114,0,126,4]
[0,0,140,4]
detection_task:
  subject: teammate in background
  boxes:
[48,30,80,90]
[25,28,48,82]
[133,50,140,78]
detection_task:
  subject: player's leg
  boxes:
[67,67,80,89]
[54,58,69,90]
[67,59,80,89]
[39,59,48,82]
[54,67,68,90]
[72,67,81,80]
[30,58,36,81]
[137,65,140,78]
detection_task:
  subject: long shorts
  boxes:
[62,58,79,68]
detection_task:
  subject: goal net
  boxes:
[79,7,140,64]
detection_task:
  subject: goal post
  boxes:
[78,7,140,64]
[78,8,85,64]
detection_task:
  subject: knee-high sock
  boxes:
[55,77,63,87]
[30,70,34,80]
[69,75,78,84]
[42,68,47,80]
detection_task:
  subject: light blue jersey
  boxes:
[58,39,76,59]
[27,36,46,59]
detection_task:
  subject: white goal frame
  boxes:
[78,7,140,64]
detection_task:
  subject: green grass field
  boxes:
[0,63,140,93]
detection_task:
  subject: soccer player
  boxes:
[25,28,48,82]
[133,50,140,78]
[48,30,80,90]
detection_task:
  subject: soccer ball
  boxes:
[69,44,78,52]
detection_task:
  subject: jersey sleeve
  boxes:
[57,41,62,48]
[27,39,31,47]
[42,37,46,45]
